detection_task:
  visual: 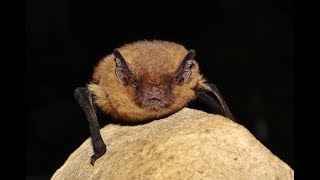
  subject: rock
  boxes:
[51,108,293,179]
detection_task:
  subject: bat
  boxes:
[74,40,236,165]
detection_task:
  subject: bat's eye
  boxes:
[135,84,142,91]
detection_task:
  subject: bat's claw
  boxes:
[90,143,107,165]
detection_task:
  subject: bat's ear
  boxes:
[113,49,136,86]
[173,50,196,85]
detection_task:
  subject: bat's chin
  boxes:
[139,99,169,110]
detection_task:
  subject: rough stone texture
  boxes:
[52,108,294,180]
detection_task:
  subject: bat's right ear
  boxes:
[173,50,196,85]
[113,49,136,86]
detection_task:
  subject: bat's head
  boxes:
[90,40,211,121]
[113,48,195,111]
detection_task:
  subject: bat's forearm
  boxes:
[207,83,236,121]
[74,87,106,165]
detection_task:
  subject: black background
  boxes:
[26,0,293,178]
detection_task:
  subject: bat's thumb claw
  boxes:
[90,156,96,166]
[90,145,107,165]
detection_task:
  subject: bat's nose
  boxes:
[148,86,164,100]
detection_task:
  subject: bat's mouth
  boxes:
[145,99,167,110]
[134,96,172,110]
[134,84,173,110]
[149,98,161,101]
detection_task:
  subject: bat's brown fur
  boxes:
[88,40,212,122]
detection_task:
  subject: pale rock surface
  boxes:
[52,108,293,180]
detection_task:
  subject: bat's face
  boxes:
[133,75,173,110]
[113,48,195,111]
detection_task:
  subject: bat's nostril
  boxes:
[147,87,163,100]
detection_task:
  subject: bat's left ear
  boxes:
[113,49,136,86]
[173,50,196,85]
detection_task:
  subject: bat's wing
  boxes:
[189,83,236,122]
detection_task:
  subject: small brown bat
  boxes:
[74,40,235,165]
